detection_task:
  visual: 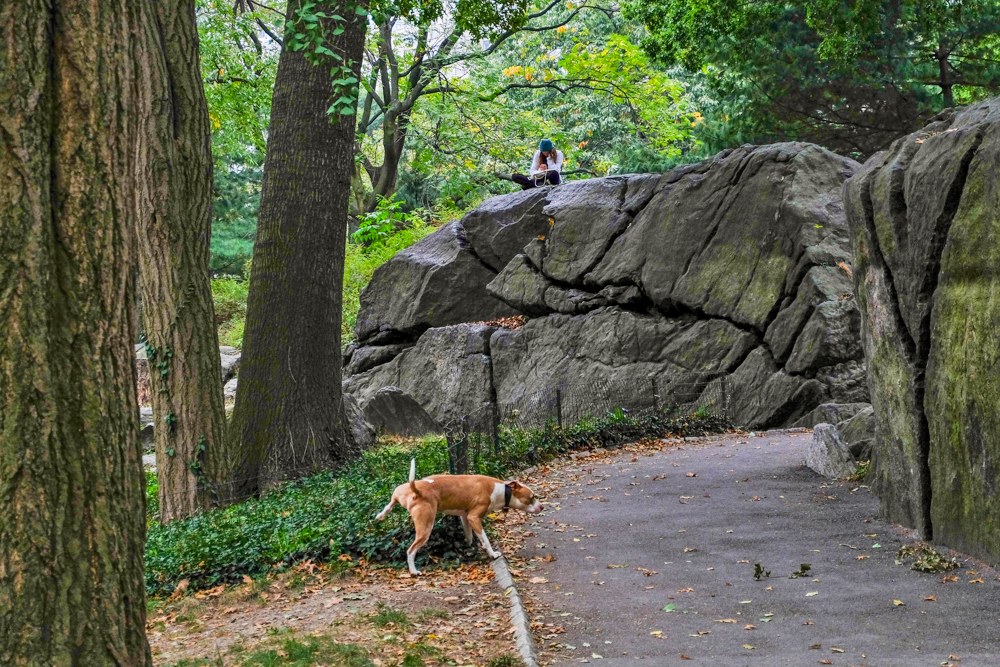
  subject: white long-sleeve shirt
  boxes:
[530,149,563,176]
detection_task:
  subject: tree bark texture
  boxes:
[136,0,229,522]
[0,0,152,664]
[227,0,367,495]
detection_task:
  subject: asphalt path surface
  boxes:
[512,431,1000,667]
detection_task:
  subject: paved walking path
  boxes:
[511,432,1000,667]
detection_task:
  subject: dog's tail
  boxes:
[408,458,421,497]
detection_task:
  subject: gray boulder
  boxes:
[220,351,241,383]
[223,377,238,402]
[461,187,550,271]
[344,343,411,377]
[361,387,441,436]
[586,143,860,331]
[354,221,516,343]
[343,393,377,450]
[139,407,154,450]
[344,323,497,432]
[721,347,827,430]
[845,97,1000,552]
[490,308,757,425]
[838,405,875,461]
[806,423,857,479]
[793,402,871,429]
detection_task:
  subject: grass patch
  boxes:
[416,608,450,622]
[370,602,410,628]
[146,409,731,596]
[486,654,525,667]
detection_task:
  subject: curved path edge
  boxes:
[492,555,540,667]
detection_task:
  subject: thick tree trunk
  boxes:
[227,0,367,495]
[0,0,152,664]
[136,0,229,522]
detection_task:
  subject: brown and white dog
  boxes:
[375,459,544,575]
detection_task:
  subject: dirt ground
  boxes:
[149,559,521,666]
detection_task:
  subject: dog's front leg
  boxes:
[460,516,474,544]
[467,515,501,559]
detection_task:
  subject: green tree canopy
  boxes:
[624,0,1000,157]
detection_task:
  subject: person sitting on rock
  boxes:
[511,139,563,190]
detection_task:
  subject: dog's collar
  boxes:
[504,484,512,508]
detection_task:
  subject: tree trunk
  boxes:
[936,41,955,109]
[136,0,230,522]
[0,0,152,663]
[365,110,410,212]
[227,0,367,496]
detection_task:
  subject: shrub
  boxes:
[145,409,731,595]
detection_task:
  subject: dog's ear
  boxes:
[507,480,522,489]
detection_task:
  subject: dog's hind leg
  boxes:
[460,516,474,543]
[375,495,396,520]
[467,515,501,559]
[406,504,435,575]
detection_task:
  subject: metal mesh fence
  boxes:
[436,374,733,476]
[147,374,734,516]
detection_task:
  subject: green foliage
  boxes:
[211,263,252,348]
[145,408,731,595]
[352,195,424,245]
[623,0,1000,157]
[146,469,160,526]
[848,459,871,482]
[285,1,366,117]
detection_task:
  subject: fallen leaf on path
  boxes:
[686,472,697,477]
[810,644,821,649]
[831,647,844,653]
[857,555,869,560]
[819,660,832,665]
[714,619,737,623]
[941,574,959,583]
[323,598,342,607]
[650,630,662,635]
[529,576,548,584]
[743,644,755,650]
[744,624,755,630]
[924,595,936,601]
[680,655,691,660]
[969,578,984,584]
[806,592,819,597]
[893,600,905,606]
[683,548,698,553]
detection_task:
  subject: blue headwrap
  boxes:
[539,139,554,152]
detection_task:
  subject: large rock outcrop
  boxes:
[346,142,868,432]
[354,221,515,343]
[846,97,1000,561]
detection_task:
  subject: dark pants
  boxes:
[511,170,561,190]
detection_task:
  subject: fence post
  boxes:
[446,431,456,475]
[555,388,563,429]
[491,402,501,456]
[651,376,660,413]
[456,416,470,474]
